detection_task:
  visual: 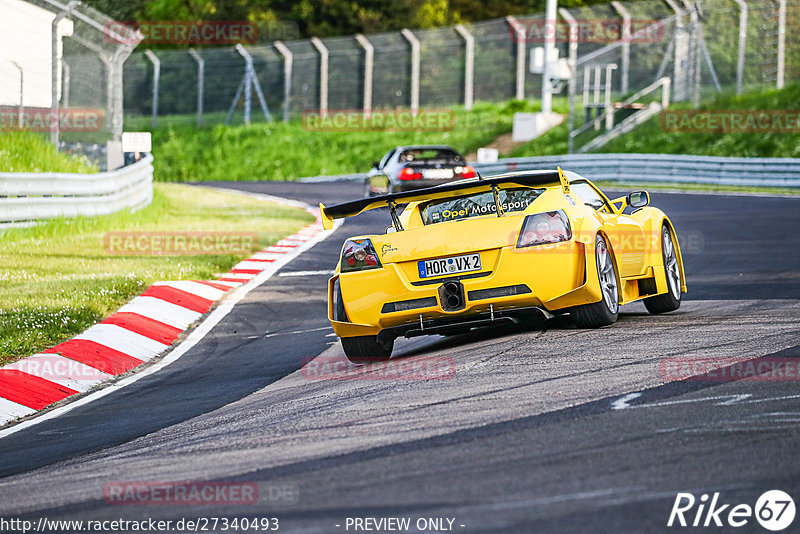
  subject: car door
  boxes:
[570,181,646,278]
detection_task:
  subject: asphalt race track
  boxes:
[1,181,799,533]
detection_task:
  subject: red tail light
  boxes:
[399,167,422,181]
[459,166,476,179]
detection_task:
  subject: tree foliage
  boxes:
[84,0,608,40]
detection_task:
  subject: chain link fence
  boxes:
[0,0,139,167]
[122,0,798,135]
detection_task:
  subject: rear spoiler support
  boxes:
[387,200,404,231]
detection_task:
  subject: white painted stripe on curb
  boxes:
[220,272,255,280]
[74,324,168,361]
[213,280,244,288]
[152,281,226,302]
[232,261,270,272]
[117,297,203,330]
[276,239,307,246]
[0,213,342,439]
[249,252,285,261]
[0,399,37,425]
[3,354,112,393]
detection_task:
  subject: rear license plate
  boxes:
[423,168,454,179]
[418,253,481,278]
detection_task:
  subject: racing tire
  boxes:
[341,335,394,363]
[572,235,620,328]
[644,224,682,314]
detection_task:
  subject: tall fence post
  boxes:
[12,62,23,126]
[506,16,526,100]
[274,41,293,122]
[110,48,126,141]
[664,0,688,102]
[51,0,79,146]
[680,0,701,108]
[188,49,204,126]
[355,34,374,117]
[611,1,631,94]
[777,0,786,88]
[62,60,70,108]
[144,50,160,128]
[401,29,420,115]
[454,24,474,111]
[310,37,329,117]
[559,8,578,154]
[732,0,748,94]
[542,0,557,113]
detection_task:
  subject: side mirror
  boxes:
[372,161,380,169]
[627,191,650,208]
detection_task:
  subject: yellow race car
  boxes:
[320,169,686,362]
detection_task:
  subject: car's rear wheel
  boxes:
[644,224,682,314]
[341,336,393,363]
[572,235,619,328]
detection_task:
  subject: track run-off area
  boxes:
[1,181,799,533]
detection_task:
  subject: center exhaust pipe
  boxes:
[439,281,465,311]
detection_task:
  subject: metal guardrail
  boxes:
[299,154,800,188]
[0,154,154,223]
[475,154,800,188]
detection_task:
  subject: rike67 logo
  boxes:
[668,490,795,531]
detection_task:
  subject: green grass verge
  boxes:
[0,183,314,365]
[139,100,544,182]
[0,131,97,173]
[510,83,800,158]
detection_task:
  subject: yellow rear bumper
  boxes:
[329,240,605,339]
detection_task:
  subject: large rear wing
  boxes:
[319,170,564,230]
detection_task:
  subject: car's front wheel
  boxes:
[341,335,393,363]
[644,224,682,314]
[572,235,620,328]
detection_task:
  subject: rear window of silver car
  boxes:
[421,187,545,225]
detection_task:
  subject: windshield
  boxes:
[399,149,463,165]
[420,187,545,225]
